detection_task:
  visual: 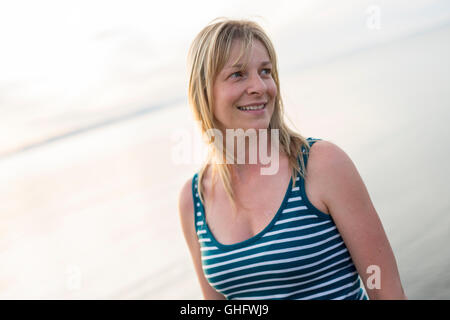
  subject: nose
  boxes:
[246,72,267,95]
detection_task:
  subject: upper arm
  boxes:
[310,141,407,300]
[178,177,226,300]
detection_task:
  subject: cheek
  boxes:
[212,86,225,114]
[212,89,234,122]
[268,80,277,99]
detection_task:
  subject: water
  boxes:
[1,20,450,299]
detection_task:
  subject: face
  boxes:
[212,39,277,132]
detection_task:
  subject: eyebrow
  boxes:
[225,61,272,70]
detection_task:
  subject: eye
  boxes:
[261,68,272,75]
[230,71,243,79]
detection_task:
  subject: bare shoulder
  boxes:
[178,176,195,237]
[306,140,362,207]
[308,139,348,163]
[307,139,355,176]
[308,140,407,299]
[178,175,227,299]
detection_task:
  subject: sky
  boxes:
[1,0,449,85]
[1,0,449,100]
[0,0,449,153]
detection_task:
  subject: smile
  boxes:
[237,104,266,111]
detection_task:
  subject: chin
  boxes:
[240,121,271,131]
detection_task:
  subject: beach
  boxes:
[1,21,449,299]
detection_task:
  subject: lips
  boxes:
[237,104,266,111]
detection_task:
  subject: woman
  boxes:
[178,18,407,300]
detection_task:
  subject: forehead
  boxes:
[224,38,271,69]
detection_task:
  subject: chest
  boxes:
[202,168,292,245]
[201,162,330,246]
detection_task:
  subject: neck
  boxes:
[228,129,282,180]
[210,127,281,176]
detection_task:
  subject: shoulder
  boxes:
[306,139,353,171]
[308,141,407,299]
[306,138,342,155]
[178,176,195,237]
[308,140,371,215]
[305,139,351,175]
[306,139,363,203]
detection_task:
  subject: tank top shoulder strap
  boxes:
[191,172,204,234]
[300,137,323,169]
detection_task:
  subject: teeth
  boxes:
[238,104,265,111]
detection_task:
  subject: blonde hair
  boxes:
[187,17,311,212]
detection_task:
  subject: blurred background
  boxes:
[1,0,449,299]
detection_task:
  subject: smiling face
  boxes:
[212,39,277,132]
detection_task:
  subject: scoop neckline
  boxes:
[195,173,293,251]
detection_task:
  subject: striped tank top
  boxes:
[192,137,368,300]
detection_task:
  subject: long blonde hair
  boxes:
[187,17,311,212]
